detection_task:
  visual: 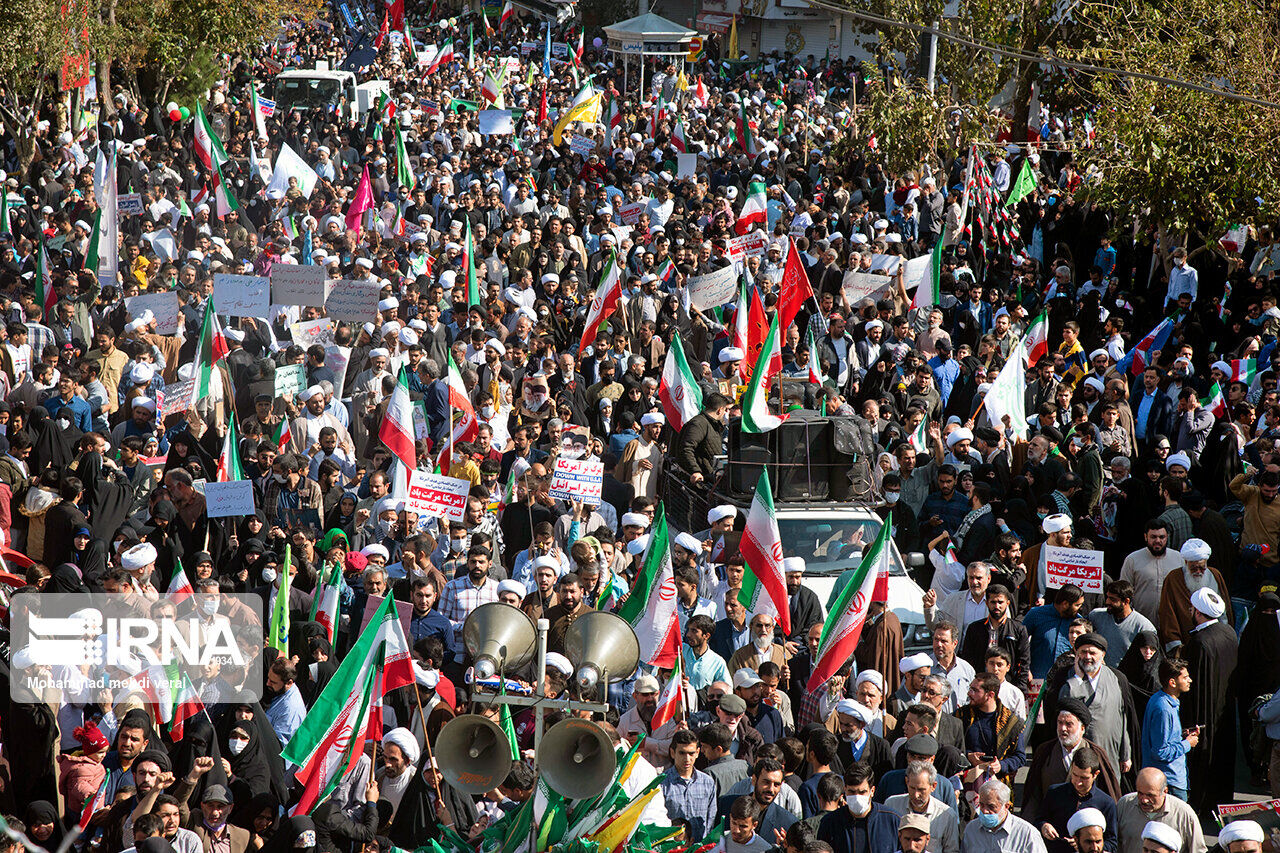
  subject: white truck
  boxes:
[273,67,389,121]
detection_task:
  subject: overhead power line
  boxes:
[802,0,1280,111]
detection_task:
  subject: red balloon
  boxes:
[169,109,182,121]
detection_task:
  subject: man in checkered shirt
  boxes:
[438,543,500,661]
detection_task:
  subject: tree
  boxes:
[1066,0,1280,263]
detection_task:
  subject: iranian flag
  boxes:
[167,559,194,604]
[1201,381,1226,418]
[500,0,513,26]
[806,516,892,692]
[982,338,1028,440]
[481,68,507,105]
[736,181,767,235]
[1231,358,1258,384]
[35,241,57,317]
[738,469,790,635]
[616,504,681,668]
[274,419,292,452]
[193,103,237,218]
[578,250,622,354]
[671,119,688,154]
[217,418,245,482]
[734,100,759,159]
[426,39,454,73]
[907,418,929,453]
[1022,310,1048,366]
[777,237,815,334]
[284,595,414,815]
[659,329,703,431]
[168,669,205,741]
[250,83,273,140]
[910,231,945,311]
[379,367,417,469]
[78,773,111,829]
[464,217,480,307]
[394,123,415,190]
[806,328,823,383]
[310,560,344,644]
[693,76,709,108]
[649,655,683,730]
[436,350,479,474]
[85,148,118,289]
[195,298,229,400]
[0,188,8,236]
[741,313,785,434]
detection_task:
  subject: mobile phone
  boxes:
[981,754,996,762]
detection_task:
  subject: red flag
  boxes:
[375,11,389,49]
[538,87,548,124]
[388,0,404,30]
[745,285,769,377]
[776,238,815,334]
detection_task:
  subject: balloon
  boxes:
[169,109,182,121]
[166,101,179,113]
[179,107,190,120]
[593,37,603,48]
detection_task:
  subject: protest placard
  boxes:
[677,153,697,179]
[406,471,471,523]
[271,264,328,307]
[869,254,902,274]
[361,594,413,638]
[727,231,769,262]
[147,228,178,263]
[1044,545,1105,593]
[569,134,595,155]
[841,271,894,307]
[412,402,429,440]
[904,253,932,294]
[159,378,196,417]
[124,292,181,334]
[291,317,335,347]
[205,480,256,517]
[118,193,144,216]
[214,274,270,317]
[549,457,604,503]
[688,265,740,310]
[324,279,380,322]
[274,363,307,398]
[616,200,648,226]
[326,345,352,398]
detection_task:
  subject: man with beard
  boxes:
[690,688,765,766]
[833,699,893,778]
[958,584,1031,691]
[1156,539,1232,654]
[1119,521,1184,624]
[618,675,679,769]
[729,613,787,674]
[733,668,784,745]
[784,558,822,641]
[787,624,825,719]
[545,572,591,654]
[854,601,906,696]
[1020,699,1121,823]
[678,393,730,486]
[263,658,307,747]
[718,757,798,840]
[1058,633,1133,783]
[438,545,501,645]
[1088,580,1155,667]
[1179,588,1238,816]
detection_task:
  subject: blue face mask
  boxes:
[978,812,1002,829]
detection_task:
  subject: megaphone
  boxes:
[536,717,618,800]
[435,714,515,795]
[562,610,641,695]
[463,602,537,680]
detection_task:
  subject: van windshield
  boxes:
[276,77,344,110]
[776,517,906,576]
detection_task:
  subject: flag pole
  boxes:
[413,686,446,802]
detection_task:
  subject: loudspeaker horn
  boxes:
[562,610,641,694]
[463,602,537,679]
[435,714,515,795]
[536,717,618,800]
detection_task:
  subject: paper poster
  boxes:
[159,378,196,417]
[841,270,894,307]
[292,317,335,347]
[118,193,144,216]
[205,480,256,517]
[869,254,902,274]
[616,200,648,226]
[559,425,591,459]
[1044,545,1105,593]
[569,134,595,155]
[406,471,471,523]
[728,231,769,262]
[676,153,697,179]
[214,274,270,318]
[326,345,352,398]
[904,253,932,293]
[324,279,380,322]
[274,363,307,398]
[549,457,604,503]
[147,228,178,263]
[478,110,515,135]
[688,265,740,310]
[361,594,413,638]
[271,264,329,307]
[124,292,181,334]
[412,402,429,440]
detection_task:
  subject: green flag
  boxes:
[1005,158,1037,208]
[268,544,292,652]
[465,218,480,307]
[499,681,519,761]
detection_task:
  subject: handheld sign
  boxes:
[549,457,604,503]
[406,471,471,523]
[1044,545,1105,593]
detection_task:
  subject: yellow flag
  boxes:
[585,784,661,853]
[552,91,602,146]
[728,16,739,58]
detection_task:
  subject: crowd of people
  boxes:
[0,4,1278,853]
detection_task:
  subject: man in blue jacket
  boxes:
[817,761,900,853]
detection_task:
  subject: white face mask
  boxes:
[201,598,219,616]
[884,491,900,504]
[273,473,287,484]
[846,794,872,816]
[481,405,495,418]
[228,738,249,756]
[261,567,278,585]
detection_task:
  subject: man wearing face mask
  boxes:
[1164,247,1197,311]
[816,762,899,853]
[875,474,919,556]
[963,779,1045,853]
